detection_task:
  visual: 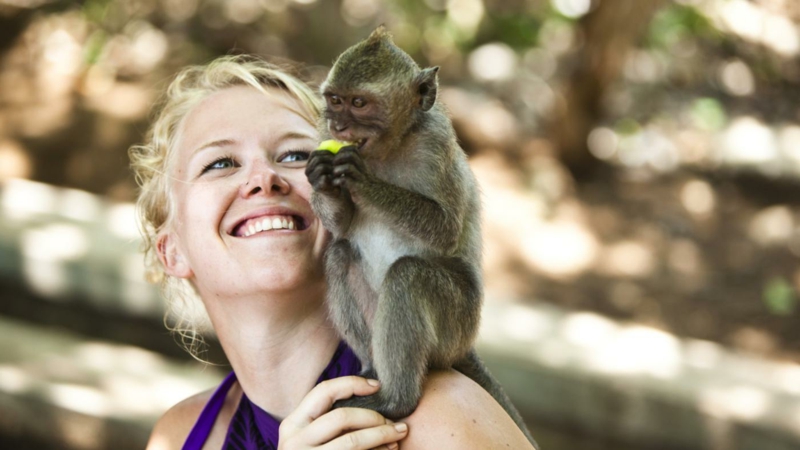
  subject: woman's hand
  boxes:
[278,376,409,450]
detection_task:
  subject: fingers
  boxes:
[306,151,337,193]
[320,421,408,450]
[304,407,393,444]
[332,148,367,183]
[283,377,381,430]
[279,377,408,450]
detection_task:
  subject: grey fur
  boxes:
[305,27,538,448]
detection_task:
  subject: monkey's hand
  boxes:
[331,146,376,193]
[306,150,341,196]
[307,150,356,236]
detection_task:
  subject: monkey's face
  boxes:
[323,91,391,157]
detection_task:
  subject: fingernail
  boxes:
[367,379,380,386]
[394,423,408,433]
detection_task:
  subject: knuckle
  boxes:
[343,432,361,448]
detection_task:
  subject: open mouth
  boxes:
[231,214,308,237]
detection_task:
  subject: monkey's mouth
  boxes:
[354,138,368,150]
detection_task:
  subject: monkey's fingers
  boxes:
[306,150,336,175]
[332,161,366,183]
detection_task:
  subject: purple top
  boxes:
[182,342,362,450]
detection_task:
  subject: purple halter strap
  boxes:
[182,342,361,450]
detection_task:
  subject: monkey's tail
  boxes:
[453,349,539,449]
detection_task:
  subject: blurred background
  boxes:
[1,0,799,448]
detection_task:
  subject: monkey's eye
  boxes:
[352,97,366,108]
[329,95,342,106]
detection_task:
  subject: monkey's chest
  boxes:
[349,218,426,292]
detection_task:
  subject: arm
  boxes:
[331,148,463,252]
[400,370,535,450]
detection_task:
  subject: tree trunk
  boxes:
[552,0,665,180]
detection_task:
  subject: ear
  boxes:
[416,67,439,111]
[367,24,390,44]
[156,231,194,279]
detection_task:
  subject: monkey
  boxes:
[304,27,537,448]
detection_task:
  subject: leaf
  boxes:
[763,277,797,316]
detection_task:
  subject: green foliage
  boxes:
[690,98,727,131]
[479,14,542,49]
[763,277,797,316]
[646,3,718,50]
[614,118,641,136]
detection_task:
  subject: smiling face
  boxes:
[158,85,327,303]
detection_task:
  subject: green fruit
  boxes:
[317,139,353,154]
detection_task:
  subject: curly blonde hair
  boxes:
[129,55,322,358]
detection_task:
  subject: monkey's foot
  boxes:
[332,393,418,421]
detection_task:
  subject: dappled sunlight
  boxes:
[1,178,58,221]
[0,317,223,420]
[748,205,794,247]
[561,312,617,349]
[21,224,89,262]
[718,59,755,96]
[521,219,599,279]
[468,43,518,82]
[107,203,140,240]
[716,0,800,57]
[551,0,592,20]
[590,326,682,378]
[0,140,32,181]
[447,0,484,37]
[0,180,163,316]
[340,0,381,27]
[680,179,716,217]
[717,116,778,166]
[699,385,771,421]
[597,240,656,279]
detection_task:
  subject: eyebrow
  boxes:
[191,131,317,157]
[192,138,237,156]
[279,130,317,142]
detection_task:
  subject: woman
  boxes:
[130,55,534,449]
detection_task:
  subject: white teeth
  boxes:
[240,215,298,236]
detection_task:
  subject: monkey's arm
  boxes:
[306,150,356,237]
[332,148,462,252]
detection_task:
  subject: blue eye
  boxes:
[201,156,237,174]
[280,150,310,164]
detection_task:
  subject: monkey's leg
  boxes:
[325,239,373,373]
[335,256,481,419]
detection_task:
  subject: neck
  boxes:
[202,285,340,419]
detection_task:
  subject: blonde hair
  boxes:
[129,55,322,358]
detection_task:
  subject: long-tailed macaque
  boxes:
[305,27,537,447]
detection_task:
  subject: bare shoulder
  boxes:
[400,370,534,450]
[145,389,214,450]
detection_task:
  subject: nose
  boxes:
[333,121,349,132]
[239,161,290,198]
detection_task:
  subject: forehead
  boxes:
[176,85,316,154]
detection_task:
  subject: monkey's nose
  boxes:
[333,122,349,132]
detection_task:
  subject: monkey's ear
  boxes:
[156,231,194,279]
[416,66,439,111]
[368,25,391,44]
